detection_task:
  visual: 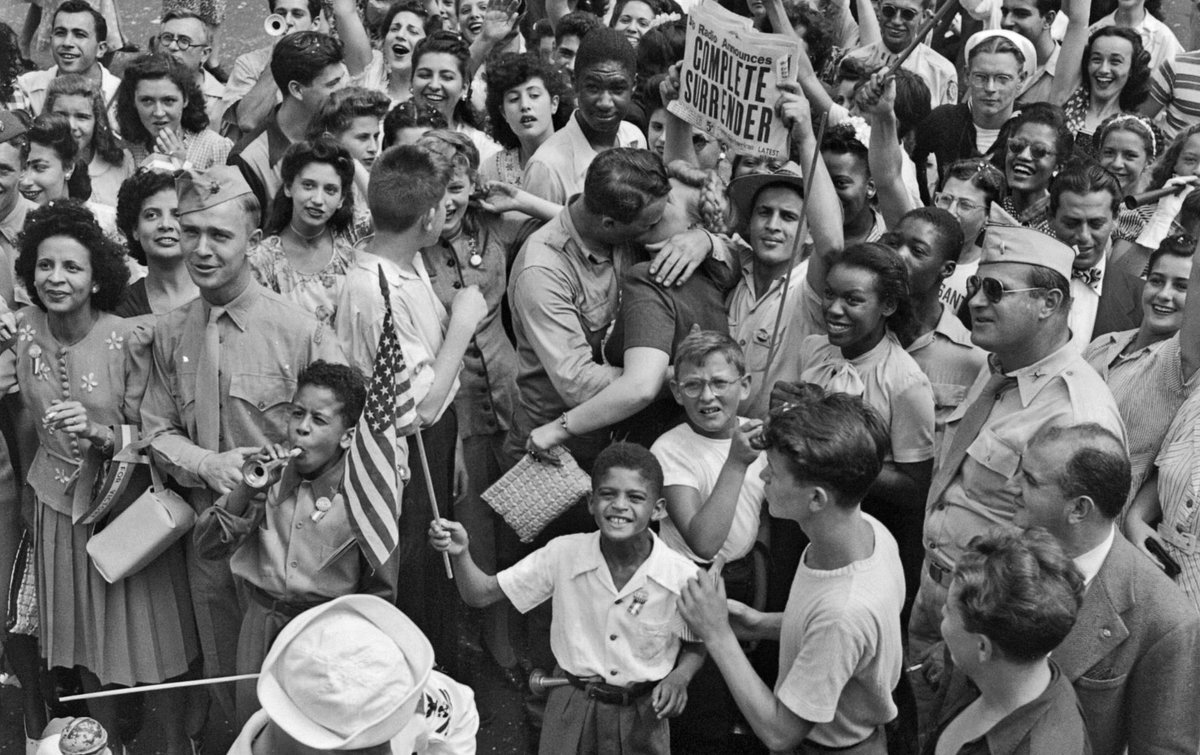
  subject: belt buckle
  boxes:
[586,683,629,706]
[928,560,949,585]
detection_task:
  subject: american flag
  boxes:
[344,265,419,571]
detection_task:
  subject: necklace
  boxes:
[288,222,326,242]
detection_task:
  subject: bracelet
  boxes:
[559,412,574,437]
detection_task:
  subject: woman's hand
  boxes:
[477,181,525,214]
[43,400,103,442]
[154,128,187,166]
[480,0,521,43]
[527,421,569,463]
[0,307,23,345]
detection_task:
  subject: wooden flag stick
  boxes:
[762,110,830,375]
[60,673,260,702]
[415,426,454,579]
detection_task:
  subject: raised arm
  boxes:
[330,0,372,75]
[858,74,918,227]
[429,518,507,606]
[1049,0,1093,105]
[469,0,522,76]
[855,0,882,46]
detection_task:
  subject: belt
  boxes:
[243,581,327,620]
[564,672,657,706]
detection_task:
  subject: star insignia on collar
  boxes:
[1031,369,1045,379]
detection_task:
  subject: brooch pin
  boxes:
[28,344,44,380]
[627,589,648,617]
[311,495,333,522]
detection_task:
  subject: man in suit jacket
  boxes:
[1013,423,1200,755]
[1048,162,1145,351]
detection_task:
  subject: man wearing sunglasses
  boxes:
[842,0,958,107]
[159,9,228,128]
[908,223,1125,711]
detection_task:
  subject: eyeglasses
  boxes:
[1007,138,1057,160]
[880,4,919,21]
[968,72,1016,88]
[967,275,1044,303]
[157,32,206,50]
[676,378,741,399]
[934,192,983,214]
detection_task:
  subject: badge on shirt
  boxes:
[628,589,648,616]
[312,494,335,522]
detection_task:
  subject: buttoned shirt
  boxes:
[497,531,700,685]
[522,113,647,205]
[844,41,958,107]
[908,305,988,440]
[17,65,121,126]
[1018,43,1061,106]
[508,202,633,436]
[229,107,290,221]
[924,342,1125,568]
[141,280,342,505]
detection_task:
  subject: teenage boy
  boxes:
[429,442,706,755]
[678,388,905,754]
[335,143,486,669]
[192,360,398,726]
[17,1,121,120]
[651,330,767,754]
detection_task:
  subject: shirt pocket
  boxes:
[931,383,968,415]
[966,428,1022,480]
[743,328,774,373]
[631,618,675,662]
[228,372,296,424]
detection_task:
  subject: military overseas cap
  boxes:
[177,165,253,215]
[979,223,1075,280]
[0,111,31,146]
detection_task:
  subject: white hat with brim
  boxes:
[963,30,1038,86]
[257,594,434,751]
[728,162,805,221]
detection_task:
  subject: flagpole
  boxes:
[415,427,454,579]
[60,674,260,702]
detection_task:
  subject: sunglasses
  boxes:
[1007,138,1057,160]
[880,4,920,21]
[967,275,1044,303]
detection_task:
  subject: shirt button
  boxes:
[258,401,266,409]
[1101,628,1112,638]
[609,670,618,676]
[452,282,462,289]
[609,634,618,641]
[614,599,622,605]
[1187,500,1194,509]
[447,257,456,267]
[296,522,303,529]
[289,560,298,568]
[935,502,946,510]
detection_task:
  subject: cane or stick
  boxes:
[880,0,960,80]
[762,111,830,375]
[60,673,260,702]
[529,668,571,698]
[415,426,454,579]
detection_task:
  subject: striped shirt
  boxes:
[1148,50,1200,140]
[1154,385,1200,614]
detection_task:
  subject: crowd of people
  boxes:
[0,0,1199,750]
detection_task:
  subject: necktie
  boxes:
[927,372,1016,506]
[196,305,224,451]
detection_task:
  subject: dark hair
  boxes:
[674,329,746,376]
[592,441,664,499]
[1034,0,1061,16]
[1081,27,1151,111]
[116,169,178,265]
[1029,423,1131,520]
[556,10,602,44]
[1048,158,1121,218]
[381,99,448,149]
[1027,264,1072,308]
[272,32,345,93]
[296,360,367,426]
[378,0,431,39]
[1148,124,1200,191]
[1096,113,1158,162]
[1007,102,1074,160]
[832,242,917,344]
[967,34,1028,68]
[306,86,391,140]
[900,207,966,264]
[483,53,573,151]
[635,17,686,79]
[15,200,128,311]
[821,123,869,166]
[954,528,1084,662]
[783,3,833,74]
[583,148,671,223]
[892,68,933,141]
[45,74,126,167]
[1147,233,1197,275]
[267,137,356,235]
[760,383,890,503]
[0,22,27,104]
[940,158,1007,208]
[267,0,323,19]
[115,53,210,147]
[52,0,107,46]
[531,18,555,46]
[412,31,482,130]
[25,114,91,201]
[369,143,452,232]
[608,0,673,28]
[575,26,637,79]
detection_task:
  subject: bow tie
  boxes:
[1072,266,1103,291]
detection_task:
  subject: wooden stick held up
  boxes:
[60,673,260,702]
[415,427,454,580]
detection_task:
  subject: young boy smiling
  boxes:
[429,442,705,754]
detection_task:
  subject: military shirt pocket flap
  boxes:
[1075,671,1128,691]
[966,429,1021,479]
[931,383,968,412]
[228,372,297,414]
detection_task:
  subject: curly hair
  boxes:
[378,0,433,39]
[1096,113,1158,164]
[0,22,28,105]
[1007,102,1075,160]
[608,0,676,29]
[306,86,391,141]
[831,241,918,345]
[266,137,357,236]
[940,158,1007,208]
[821,122,869,164]
[953,528,1084,662]
[45,74,126,167]
[25,114,92,202]
[412,31,483,131]
[381,98,448,149]
[783,0,833,73]
[115,53,210,149]
[635,16,686,78]
[296,359,367,426]
[116,169,178,265]
[591,441,664,499]
[760,383,890,504]
[1148,123,1200,191]
[1081,27,1152,112]
[16,200,129,312]
[483,53,573,151]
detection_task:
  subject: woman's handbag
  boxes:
[85,448,195,584]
